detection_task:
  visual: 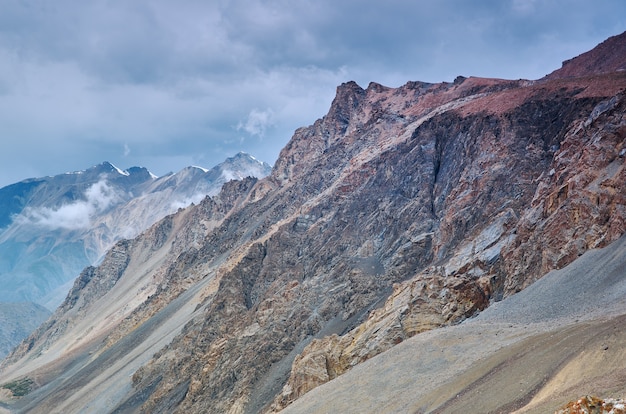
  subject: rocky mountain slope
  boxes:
[0,32,625,414]
[280,233,626,413]
[0,152,270,357]
[0,304,50,359]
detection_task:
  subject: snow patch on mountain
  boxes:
[108,162,130,176]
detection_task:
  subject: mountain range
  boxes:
[1,31,626,413]
[0,152,271,357]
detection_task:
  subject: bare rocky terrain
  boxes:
[280,233,626,414]
[0,31,625,414]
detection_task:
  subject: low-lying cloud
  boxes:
[169,193,208,211]
[14,180,121,231]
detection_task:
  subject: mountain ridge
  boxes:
[0,152,271,359]
[0,151,271,308]
[544,30,626,80]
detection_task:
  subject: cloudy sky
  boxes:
[0,0,624,187]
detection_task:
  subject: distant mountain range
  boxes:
[0,152,271,357]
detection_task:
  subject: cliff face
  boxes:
[131,73,626,413]
[1,33,625,414]
[272,86,626,411]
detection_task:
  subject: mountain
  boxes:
[0,152,271,358]
[0,152,271,309]
[543,30,626,80]
[0,32,625,413]
[0,303,50,358]
[0,162,156,310]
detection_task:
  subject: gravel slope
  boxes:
[281,235,626,414]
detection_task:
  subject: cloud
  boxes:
[0,0,624,187]
[14,180,121,230]
[169,193,207,211]
[237,108,275,138]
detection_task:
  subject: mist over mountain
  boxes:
[0,152,270,358]
[1,32,625,414]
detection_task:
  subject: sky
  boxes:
[0,0,625,188]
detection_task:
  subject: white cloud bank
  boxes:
[14,180,121,231]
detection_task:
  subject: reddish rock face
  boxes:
[2,32,626,414]
[544,31,626,80]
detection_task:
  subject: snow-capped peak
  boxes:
[107,162,130,176]
[190,165,209,173]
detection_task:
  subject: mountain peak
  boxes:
[334,81,366,102]
[323,81,368,135]
[543,30,626,80]
[218,152,272,182]
[222,152,271,168]
[234,151,252,158]
[125,166,157,180]
[86,161,128,177]
[366,81,390,93]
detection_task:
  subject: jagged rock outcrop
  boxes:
[276,234,626,414]
[1,32,625,414]
[503,93,626,293]
[132,71,625,412]
[126,77,546,414]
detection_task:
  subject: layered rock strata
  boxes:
[270,85,626,411]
